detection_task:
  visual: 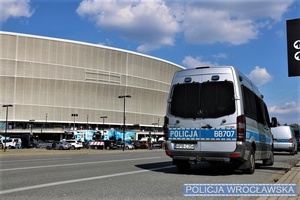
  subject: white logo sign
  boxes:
[294,40,300,50]
[294,52,300,61]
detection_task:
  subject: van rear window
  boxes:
[170,81,235,118]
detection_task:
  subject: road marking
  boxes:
[0,156,161,172]
[0,165,174,195]
[0,153,122,163]
[0,157,72,163]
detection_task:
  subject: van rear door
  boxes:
[168,68,238,152]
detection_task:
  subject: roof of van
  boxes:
[175,66,262,99]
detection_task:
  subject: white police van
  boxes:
[163,66,277,174]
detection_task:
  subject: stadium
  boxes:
[0,31,183,143]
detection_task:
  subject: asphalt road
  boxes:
[0,149,299,200]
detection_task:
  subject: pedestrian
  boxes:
[148,137,152,150]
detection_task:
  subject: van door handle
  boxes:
[201,124,212,129]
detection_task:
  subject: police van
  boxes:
[163,66,277,174]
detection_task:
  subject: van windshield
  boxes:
[170,81,235,119]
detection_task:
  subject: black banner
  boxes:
[286,18,300,77]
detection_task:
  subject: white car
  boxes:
[125,142,134,150]
[62,139,83,150]
[0,138,22,149]
[272,126,298,155]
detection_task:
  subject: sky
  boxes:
[0,0,299,125]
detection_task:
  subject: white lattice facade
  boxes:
[0,32,182,128]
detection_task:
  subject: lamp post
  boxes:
[100,116,107,126]
[71,114,78,131]
[2,105,13,152]
[29,119,35,135]
[100,116,107,128]
[87,115,89,130]
[100,116,108,139]
[149,123,158,150]
[45,113,48,130]
[118,95,131,151]
[152,122,158,141]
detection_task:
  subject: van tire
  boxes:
[263,150,274,166]
[243,149,255,174]
[175,160,191,172]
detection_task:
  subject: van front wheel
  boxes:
[263,150,274,166]
[243,149,255,174]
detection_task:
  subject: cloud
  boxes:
[182,55,219,69]
[182,8,258,45]
[269,102,300,124]
[77,0,179,53]
[269,102,300,115]
[76,0,294,52]
[248,66,273,87]
[0,0,34,22]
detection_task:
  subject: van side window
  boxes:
[170,81,235,118]
[262,102,271,127]
[242,85,270,126]
[242,86,257,120]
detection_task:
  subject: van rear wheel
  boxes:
[175,160,191,172]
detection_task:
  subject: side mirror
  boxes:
[271,117,278,127]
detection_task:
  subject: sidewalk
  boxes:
[255,161,300,200]
[238,161,300,200]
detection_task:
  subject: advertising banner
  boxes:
[287,18,300,76]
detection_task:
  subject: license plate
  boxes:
[174,143,195,150]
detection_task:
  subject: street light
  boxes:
[29,119,35,135]
[118,95,131,151]
[151,122,159,149]
[87,115,89,129]
[152,122,158,140]
[2,105,13,152]
[100,116,107,127]
[71,114,78,130]
[45,113,48,130]
[100,116,108,138]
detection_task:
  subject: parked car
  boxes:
[130,140,141,149]
[116,141,123,149]
[61,139,83,150]
[52,141,72,150]
[124,142,134,150]
[99,140,118,150]
[139,141,148,149]
[0,138,22,149]
[272,126,298,154]
[39,140,55,150]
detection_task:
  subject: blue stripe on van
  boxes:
[275,139,290,143]
[245,130,272,143]
[168,128,236,141]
